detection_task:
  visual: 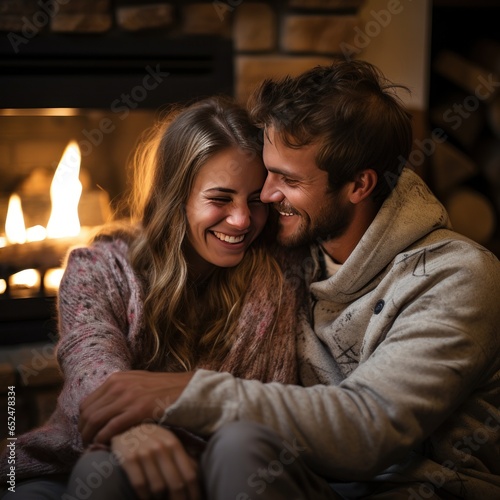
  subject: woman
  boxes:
[0,97,305,499]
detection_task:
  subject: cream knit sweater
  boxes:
[1,237,306,482]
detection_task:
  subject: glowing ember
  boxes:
[46,141,82,238]
[26,225,47,242]
[5,193,27,244]
[44,267,65,293]
[11,269,40,289]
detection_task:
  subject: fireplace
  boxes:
[0,0,371,437]
[0,33,234,345]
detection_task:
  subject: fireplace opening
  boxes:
[0,34,234,345]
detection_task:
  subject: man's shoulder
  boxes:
[396,228,500,288]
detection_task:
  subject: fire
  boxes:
[46,141,82,238]
[4,141,82,243]
[5,193,27,244]
[2,141,83,295]
[5,197,48,244]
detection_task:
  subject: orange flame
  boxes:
[46,141,82,238]
[5,193,26,244]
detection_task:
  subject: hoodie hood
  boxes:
[310,168,452,301]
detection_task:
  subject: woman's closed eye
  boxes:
[209,197,232,204]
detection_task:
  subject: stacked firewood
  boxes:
[429,39,500,251]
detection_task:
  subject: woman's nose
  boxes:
[226,204,251,229]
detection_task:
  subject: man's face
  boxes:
[260,127,354,248]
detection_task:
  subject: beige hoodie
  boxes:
[163,169,500,499]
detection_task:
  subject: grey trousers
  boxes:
[1,422,446,499]
[65,449,137,499]
[1,421,338,499]
[0,451,136,500]
[201,420,341,500]
[63,421,337,499]
[199,421,446,500]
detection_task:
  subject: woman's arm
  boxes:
[1,239,145,479]
[55,240,143,444]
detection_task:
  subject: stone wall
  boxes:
[0,0,366,103]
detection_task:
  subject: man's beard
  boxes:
[276,195,354,248]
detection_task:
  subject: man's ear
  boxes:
[348,169,377,204]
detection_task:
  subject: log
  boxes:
[475,137,500,213]
[0,228,95,279]
[433,50,496,102]
[445,188,497,245]
[430,92,486,150]
[470,38,500,76]
[434,48,500,139]
[487,94,500,139]
[431,141,478,196]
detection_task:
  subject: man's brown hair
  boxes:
[249,58,413,204]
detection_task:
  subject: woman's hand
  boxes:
[112,423,201,500]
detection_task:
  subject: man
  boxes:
[79,59,500,499]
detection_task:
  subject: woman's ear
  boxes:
[348,169,378,204]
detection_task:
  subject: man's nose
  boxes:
[260,175,283,203]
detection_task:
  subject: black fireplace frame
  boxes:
[0,33,234,109]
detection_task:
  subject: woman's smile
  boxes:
[184,146,268,277]
[211,230,247,244]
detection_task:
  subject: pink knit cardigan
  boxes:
[1,238,306,481]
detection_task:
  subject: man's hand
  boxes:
[79,370,194,446]
[112,423,201,500]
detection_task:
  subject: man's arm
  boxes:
[160,270,500,481]
[79,371,194,445]
[78,308,495,480]
[160,326,485,480]
[80,246,500,480]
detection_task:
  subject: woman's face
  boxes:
[185,147,268,277]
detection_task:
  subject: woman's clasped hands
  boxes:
[112,423,201,500]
